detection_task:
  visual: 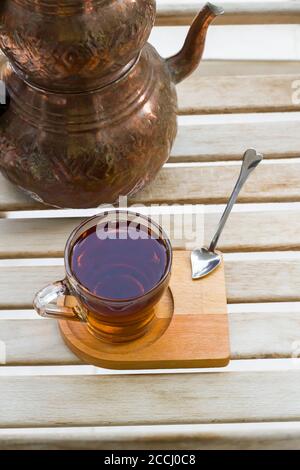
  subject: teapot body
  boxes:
[0,44,177,208]
[0,2,223,208]
[0,0,156,91]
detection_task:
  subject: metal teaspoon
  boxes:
[191,148,263,279]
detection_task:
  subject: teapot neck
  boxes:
[166,3,224,84]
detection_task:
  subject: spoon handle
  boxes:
[209,148,263,252]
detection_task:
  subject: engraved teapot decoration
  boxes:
[0,1,223,208]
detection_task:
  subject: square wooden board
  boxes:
[59,251,230,369]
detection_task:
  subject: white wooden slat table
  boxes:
[0,0,300,450]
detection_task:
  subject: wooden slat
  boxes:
[135,160,300,205]
[225,253,300,303]
[208,204,300,252]
[156,1,300,26]
[178,74,300,115]
[229,304,300,359]
[1,158,300,210]
[0,178,36,211]
[0,370,300,427]
[0,253,300,307]
[0,319,76,365]
[1,422,300,450]
[0,204,300,258]
[0,218,81,258]
[173,115,300,162]
[0,303,299,364]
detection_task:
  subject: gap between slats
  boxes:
[136,158,300,204]
[0,359,300,375]
[2,301,300,319]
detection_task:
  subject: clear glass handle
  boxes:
[33,279,87,321]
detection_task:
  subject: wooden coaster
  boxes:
[59,251,230,369]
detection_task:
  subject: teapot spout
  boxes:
[166,3,224,84]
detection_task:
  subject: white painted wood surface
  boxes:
[0,1,299,449]
[2,158,300,210]
[1,302,300,365]
[0,203,300,257]
[1,370,300,427]
[1,422,300,450]
[177,74,300,114]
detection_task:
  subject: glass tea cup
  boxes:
[33,211,173,343]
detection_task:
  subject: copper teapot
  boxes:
[0,0,156,92]
[0,2,223,209]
